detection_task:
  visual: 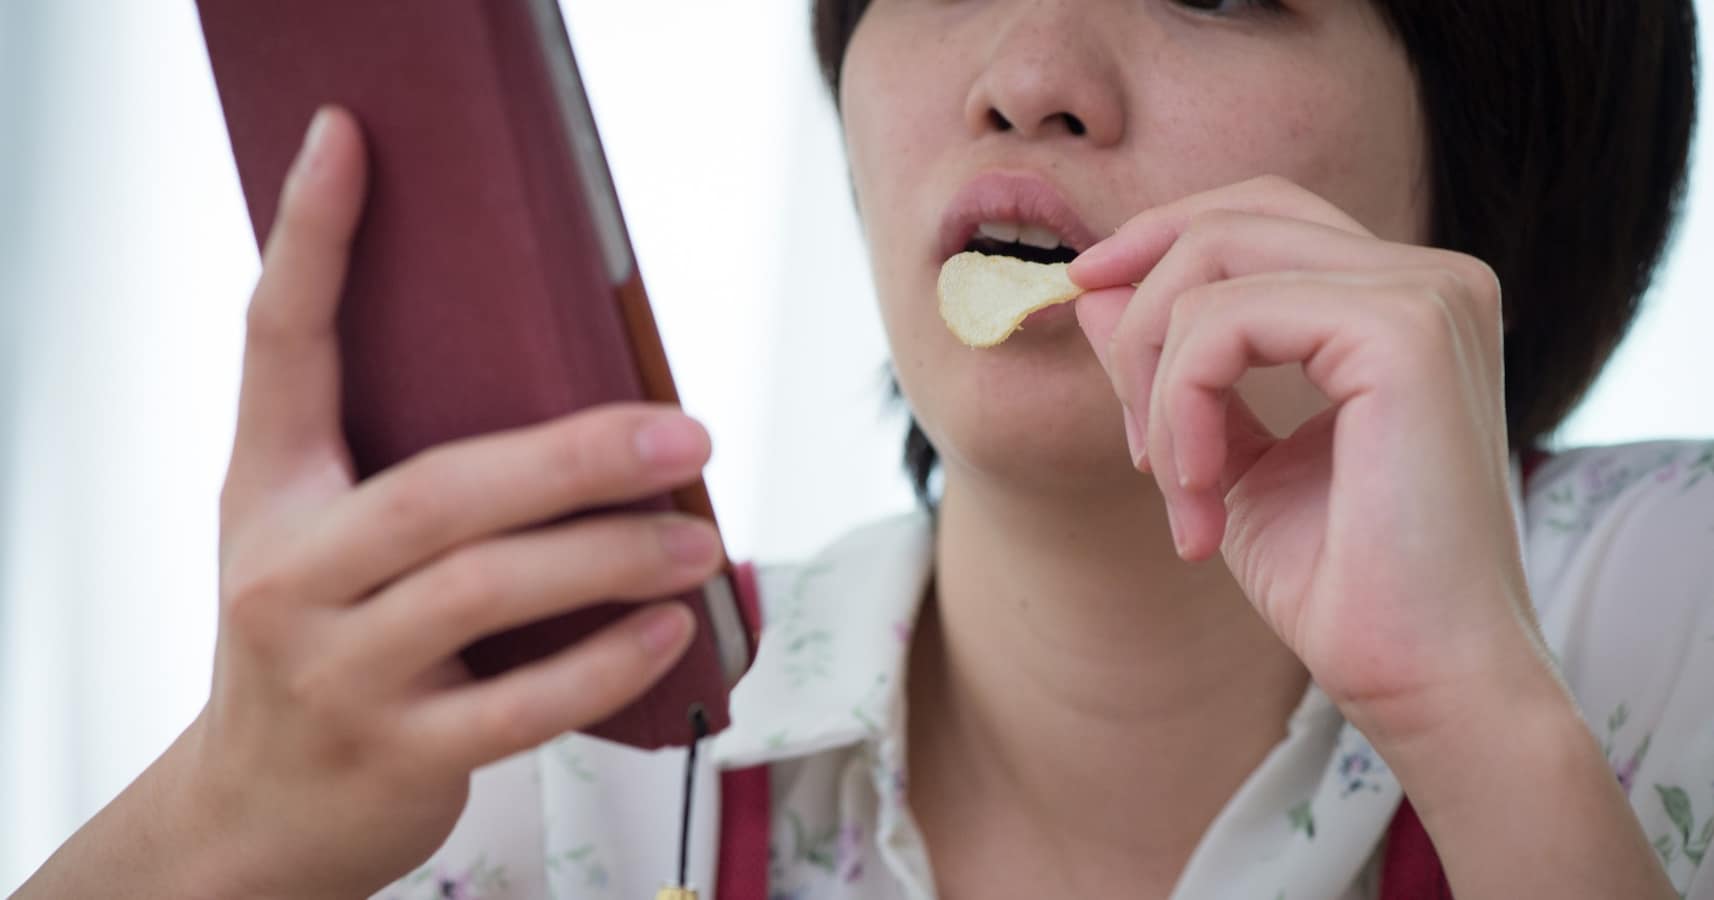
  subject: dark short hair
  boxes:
[814,0,1700,512]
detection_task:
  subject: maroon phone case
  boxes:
[196,0,750,749]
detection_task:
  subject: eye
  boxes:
[1174,0,1286,14]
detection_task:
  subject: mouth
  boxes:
[961,221,1079,265]
[938,171,1102,267]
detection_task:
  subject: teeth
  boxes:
[975,221,1068,251]
[1018,224,1062,250]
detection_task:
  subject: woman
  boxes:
[18,1,1711,897]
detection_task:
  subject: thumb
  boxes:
[1073,285,1133,377]
[226,106,368,516]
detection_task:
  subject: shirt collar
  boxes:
[712,508,936,768]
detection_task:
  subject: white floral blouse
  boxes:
[375,440,1714,900]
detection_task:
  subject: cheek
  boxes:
[840,15,944,235]
[1142,50,1425,241]
[840,24,961,350]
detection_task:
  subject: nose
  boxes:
[964,2,1126,147]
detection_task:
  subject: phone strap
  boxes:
[714,561,771,900]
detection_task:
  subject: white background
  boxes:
[2,0,1711,891]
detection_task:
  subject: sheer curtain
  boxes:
[4,0,1713,893]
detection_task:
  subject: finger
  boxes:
[1075,285,1148,466]
[1068,174,1373,289]
[1141,378,1209,559]
[1103,271,1170,470]
[1153,272,1497,555]
[1097,213,1457,472]
[1074,286,1135,373]
[337,512,722,687]
[1119,213,1501,381]
[285,404,714,607]
[1138,310,1275,562]
[404,601,696,771]
[228,106,369,498]
[1126,212,1434,317]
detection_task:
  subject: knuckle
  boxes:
[574,644,641,709]
[374,472,447,541]
[544,418,615,499]
[477,690,546,750]
[1444,254,1504,315]
[1463,256,1503,301]
[1422,268,1465,309]
[222,563,293,643]
[1250,173,1306,202]
[1396,290,1458,360]
[242,288,298,345]
[1169,284,1218,332]
[581,517,681,594]
[284,659,353,727]
[425,554,503,633]
[649,513,710,557]
[1180,211,1240,252]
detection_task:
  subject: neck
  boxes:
[906,466,1309,890]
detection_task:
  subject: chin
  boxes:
[907,346,1140,497]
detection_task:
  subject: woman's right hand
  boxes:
[17,106,722,900]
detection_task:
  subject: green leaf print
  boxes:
[1654,833,1678,866]
[786,809,840,873]
[546,844,611,891]
[1608,703,1629,734]
[1658,785,1694,843]
[1287,801,1316,840]
[1688,815,1714,867]
[1602,703,1630,756]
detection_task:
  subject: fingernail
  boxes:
[636,605,691,655]
[660,520,717,564]
[293,107,334,178]
[1175,443,1197,490]
[1166,504,1187,557]
[635,415,704,467]
[1124,407,1146,468]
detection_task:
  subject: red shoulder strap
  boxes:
[1379,447,1554,900]
[715,562,771,900]
[1521,446,1551,488]
[1380,798,1454,900]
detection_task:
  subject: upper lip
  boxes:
[937,171,1102,263]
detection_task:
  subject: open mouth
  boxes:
[961,221,1079,265]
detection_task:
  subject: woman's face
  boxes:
[841,0,1427,497]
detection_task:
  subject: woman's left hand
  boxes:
[1068,175,1557,745]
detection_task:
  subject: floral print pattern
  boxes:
[382,855,509,900]
[1539,441,1714,533]
[370,442,1714,900]
[1652,783,1714,891]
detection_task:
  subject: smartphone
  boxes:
[197,0,753,750]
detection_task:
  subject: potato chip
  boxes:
[937,251,1085,348]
